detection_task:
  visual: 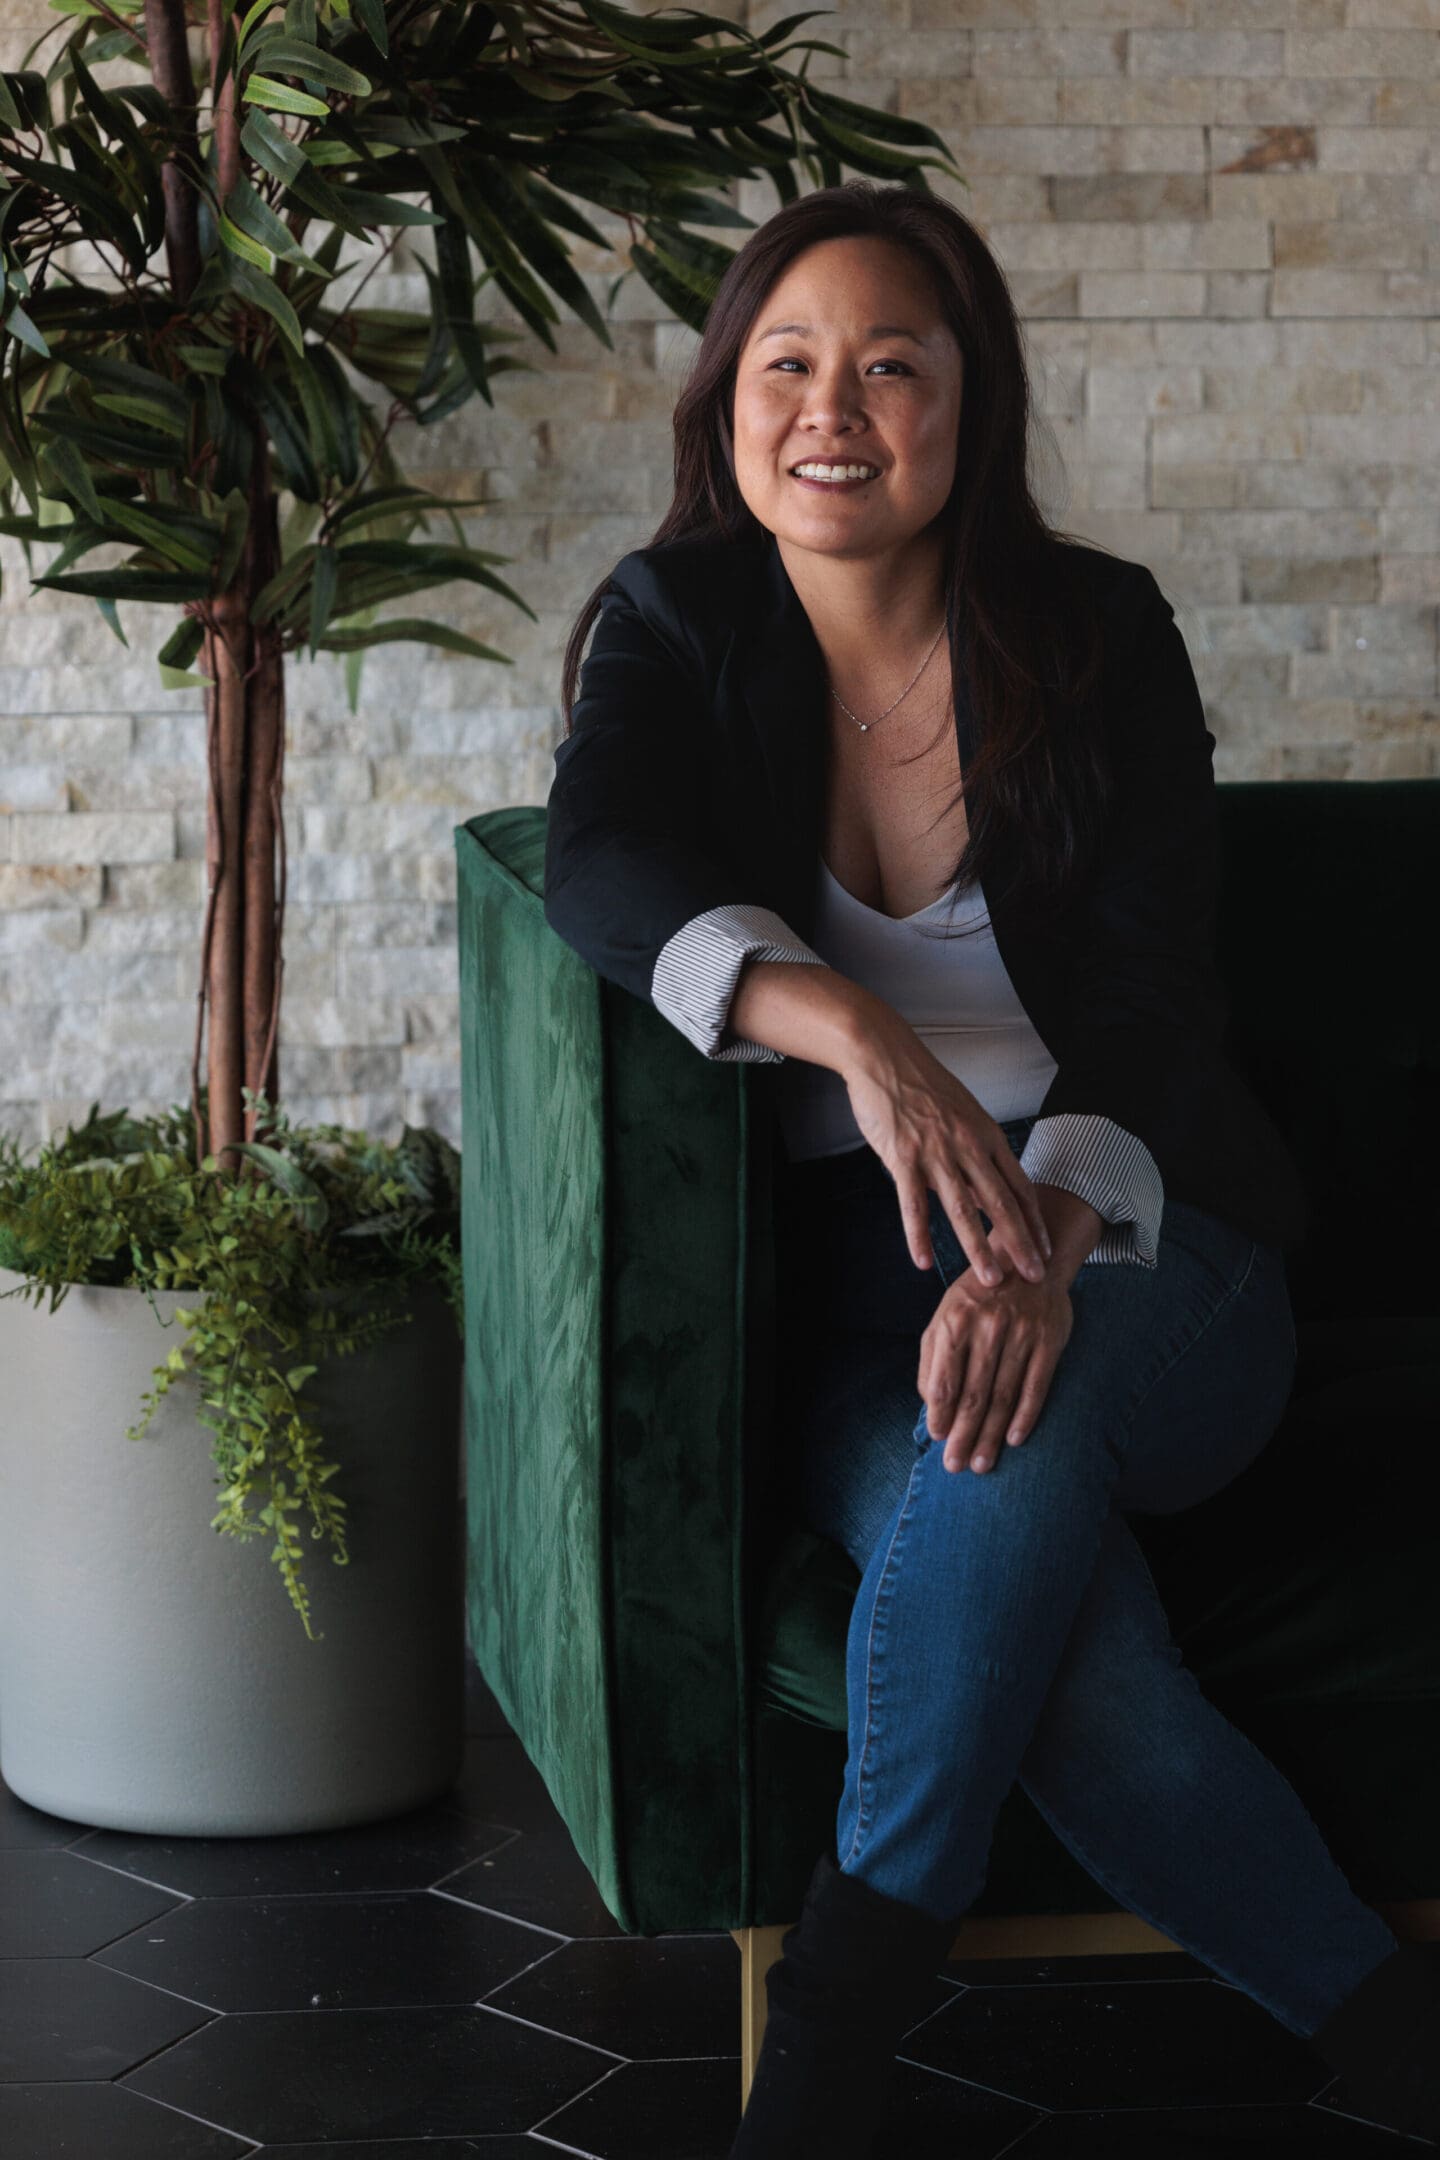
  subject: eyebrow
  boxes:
[755,321,927,346]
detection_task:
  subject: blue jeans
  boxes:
[775,1112,1400,2041]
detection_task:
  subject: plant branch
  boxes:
[142,0,202,302]
[208,0,241,203]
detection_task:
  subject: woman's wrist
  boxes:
[1029,1183,1106,1288]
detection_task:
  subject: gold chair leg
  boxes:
[731,1924,787,2113]
[731,1897,1440,2115]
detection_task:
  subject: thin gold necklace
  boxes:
[828,618,948,733]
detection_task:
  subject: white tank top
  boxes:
[771,858,1060,1163]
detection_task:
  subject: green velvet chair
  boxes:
[454,780,1440,2103]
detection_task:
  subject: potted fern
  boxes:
[0,0,957,1834]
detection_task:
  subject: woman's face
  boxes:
[730,233,964,566]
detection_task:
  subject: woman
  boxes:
[544,182,1440,2156]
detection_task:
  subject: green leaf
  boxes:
[803,105,948,180]
[238,104,306,184]
[34,408,187,471]
[219,209,278,272]
[314,617,514,664]
[321,484,489,540]
[3,300,49,357]
[297,343,359,484]
[225,251,305,357]
[223,176,333,275]
[91,392,188,439]
[239,109,370,239]
[248,36,371,95]
[226,1141,329,1231]
[329,542,537,622]
[157,615,205,670]
[352,0,387,55]
[307,541,337,653]
[94,595,128,646]
[467,161,612,350]
[37,435,101,522]
[243,74,331,119]
[228,354,319,501]
[31,567,211,600]
[99,498,218,574]
[175,344,233,377]
[4,150,147,273]
[236,0,279,60]
[323,187,442,228]
[806,85,962,157]
[215,488,249,589]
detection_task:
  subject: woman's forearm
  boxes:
[726,955,891,1073]
[732,957,1107,1284]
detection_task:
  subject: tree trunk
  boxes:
[243,487,285,1142]
[195,446,283,1173]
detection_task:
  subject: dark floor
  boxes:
[0,1654,1423,2158]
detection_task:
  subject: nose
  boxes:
[796,359,869,441]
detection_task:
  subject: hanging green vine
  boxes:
[0,1087,462,1638]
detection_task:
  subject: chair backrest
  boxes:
[1213,779,1439,1323]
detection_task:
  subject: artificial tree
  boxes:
[0,0,959,1173]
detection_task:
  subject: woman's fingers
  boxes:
[893,1163,941,1272]
[931,1161,1005,1285]
[954,1148,1050,1282]
[951,1324,1036,1473]
[940,1306,1009,1470]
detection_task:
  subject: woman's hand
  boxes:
[839,1000,1053,1287]
[919,1267,1074,1474]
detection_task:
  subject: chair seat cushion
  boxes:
[757,1315,1440,1735]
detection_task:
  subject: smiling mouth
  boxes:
[789,462,882,487]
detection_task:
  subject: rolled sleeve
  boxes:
[650,903,827,1063]
[1019,1111,1164,1269]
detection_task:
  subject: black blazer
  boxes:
[543,525,1309,1256]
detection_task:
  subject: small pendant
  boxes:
[859,722,868,732]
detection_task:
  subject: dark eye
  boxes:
[769,358,910,376]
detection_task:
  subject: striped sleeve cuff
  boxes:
[650,903,827,1063]
[1019,1112,1164,1269]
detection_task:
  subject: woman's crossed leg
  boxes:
[790,1171,1399,2041]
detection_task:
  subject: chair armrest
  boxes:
[457,808,769,1933]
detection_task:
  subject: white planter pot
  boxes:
[0,1263,465,1836]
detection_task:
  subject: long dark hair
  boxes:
[559,179,1118,934]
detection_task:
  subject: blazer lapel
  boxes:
[728,532,829,942]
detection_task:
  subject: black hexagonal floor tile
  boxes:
[0,1778,87,1851]
[0,1955,213,2079]
[120,2003,617,2145]
[484,1935,741,2060]
[903,1973,1334,2112]
[72,1801,515,1898]
[448,1826,627,1939]
[262,2142,549,2158]
[0,1843,182,1955]
[0,2080,252,2157]
[453,1736,568,1836]
[92,1887,562,2010]
[988,2096,1419,2152]
[531,2057,741,2159]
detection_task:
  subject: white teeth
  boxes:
[793,463,879,482]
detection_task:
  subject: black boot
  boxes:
[1307,1941,1440,2143]
[729,1848,959,2159]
